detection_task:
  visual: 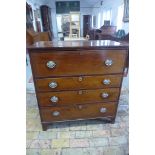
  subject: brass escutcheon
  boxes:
[78,90,83,95]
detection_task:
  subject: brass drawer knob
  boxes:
[46,61,56,69]
[50,96,59,103]
[52,111,60,116]
[100,107,107,113]
[78,76,83,81]
[103,79,111,85]
[101,92,109,98]
[49,81,58,88]
[105,59,113,66]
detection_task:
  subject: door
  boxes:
[83,15,92,37]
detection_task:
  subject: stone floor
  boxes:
[26,87,129,155]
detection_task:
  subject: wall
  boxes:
[92,0,129,34]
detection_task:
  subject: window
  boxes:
[56,15,62,32]
[117,4,124,30]
[92,15,96,28]
[97,8,112,28]
[92,16,93,28]
[97,13,101,28]
[102,9,112,25]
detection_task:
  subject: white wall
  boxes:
[92,0,129,34]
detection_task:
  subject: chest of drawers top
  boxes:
[28,40,128,51]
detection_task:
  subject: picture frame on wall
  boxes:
[123,0,129,22]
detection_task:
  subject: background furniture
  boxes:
[61,15,70,37]
[27,40,128,131]
[88,26,129,42]
[88,26,117,40]
[69,12,80,38]
[33,9,42,32]
[26,29,51,46]
[98,26,116,39]
[40,5,53,39]
[104,20,110,26]
[26,2,34,30]
[115,29,126,38]
[62,22,70,37]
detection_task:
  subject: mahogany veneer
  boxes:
[28,40,128,131]
[40,102,117,122]
[37,88,120,106]
[35,75,122,92]
[30,50,126,77]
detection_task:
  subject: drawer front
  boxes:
[35,75,122,92]
[37,88,120,106]
[30,50,127,77]
[40,102,117,122]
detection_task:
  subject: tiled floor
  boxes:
[26,55,129,155]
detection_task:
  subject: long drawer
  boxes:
[40,102,117,122]
[35,75,122,92]
[30,50,127,77]
[37,88,120,106]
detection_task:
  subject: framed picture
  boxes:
[123,0,129,22]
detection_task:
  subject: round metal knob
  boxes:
[52,111,60,116]
[105,59,113,66]
[49,81,57,88]
[103,79,111,85]
[50,96,59,103]
[101,92,109,98]
[46,61,56,69]
[100,107,107,113]
[78,77,83,81]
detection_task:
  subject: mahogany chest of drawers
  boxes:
[28,40,128,131]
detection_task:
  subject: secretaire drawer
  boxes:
[35,75,122,92]
[30,50,127,77]
[40,102,117,122]
[37,88,120,106]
